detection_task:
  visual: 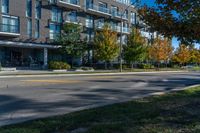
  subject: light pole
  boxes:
[119,1,140,72]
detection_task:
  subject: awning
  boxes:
[0,40,61,49]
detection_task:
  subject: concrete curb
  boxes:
[0,71,188,78]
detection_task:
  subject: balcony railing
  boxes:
[0,24,20,34]
[59,0,80,6]
[96,22,104,29]
[49,32,60,40]
[87,4,110,15]
[48,0,57,4]
[65,16,82,25]
[112,25,121,32]
[123,27,129,33]
[111,11,121,18]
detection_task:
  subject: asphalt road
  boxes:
[0,72,200,126]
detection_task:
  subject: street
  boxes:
[0,72,200,126]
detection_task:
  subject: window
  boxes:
[131,12,136,24]
[115,0,130,5]
[1,0,9,13]
[98,2,107,13]
[35,0,41,19]
[35,20,39,38]
[51,7,62,23]
[111,6,120,16]
[68,11,77,22]
[27,19,32,37]
[97,18,104,29]
[2,15,19,33]
[49,23,60,39]
[86,0,93,8]
[85,15,93,28]
[26,0,32,17]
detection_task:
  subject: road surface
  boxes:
[0,72,199,126]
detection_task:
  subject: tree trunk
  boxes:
[71,57,74,69]
[131,62,134,70]
[105,61,107,70]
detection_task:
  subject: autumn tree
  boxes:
[123,28,147,69]
[188,46,200,65]
[56,23,87,67]
[139,1,200,45]
[149,37,173,67]
[94,24,119,69]
[172,44,190,66]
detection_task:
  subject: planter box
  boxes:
[52,70,68,72]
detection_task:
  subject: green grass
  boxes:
[1,87,200,133]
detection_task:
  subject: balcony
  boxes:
[57,0,81,10]
[112,25,121,32]
[49,32,60,40]
[65,16,82,25]
[112,26,130,34]
[96,22,104,29]
[0,24,20,37]
[123,27,130,34]
[111,11,121,21]
[86,4,111,17]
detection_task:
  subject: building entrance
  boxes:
[11,50,23,66]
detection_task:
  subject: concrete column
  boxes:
[43,48,48,69]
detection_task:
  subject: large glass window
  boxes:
[1,0,9,13]
[27,19,32,37]
[49,23,60,39]
[35,0,41,19]
[51,7,62,23]
[35,20,40,38]
[2,15,19,33]
[26,0,32,17]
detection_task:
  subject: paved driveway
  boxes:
[0,72,200,126]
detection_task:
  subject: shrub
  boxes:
[80,67,94,71]
[0,62,1,71]
[138,64,154,69]
[49,61,71,70]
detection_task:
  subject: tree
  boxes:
[188,46,200,65]
[149,37,173,67]
[123,28,147,69]
[56,23,87,67]
[172,44,190,66]
[94,24,119,69]
[139,1,200,44]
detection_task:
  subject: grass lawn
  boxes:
[1,87,200,133]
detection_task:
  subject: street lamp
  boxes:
[119,1,140,72]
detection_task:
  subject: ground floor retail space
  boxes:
[0,46,50,68]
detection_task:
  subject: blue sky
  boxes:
[134,0,180,48]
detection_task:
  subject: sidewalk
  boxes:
[0,69,188,78]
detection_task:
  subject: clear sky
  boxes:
[135,0,180,49]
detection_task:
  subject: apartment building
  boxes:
[0,0,139,68]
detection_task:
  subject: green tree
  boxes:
[139,1,200,45]
[123,28,147,69]
[56,23,87,68]
[94,24,119,69]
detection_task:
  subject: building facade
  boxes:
[0,0,139,68]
